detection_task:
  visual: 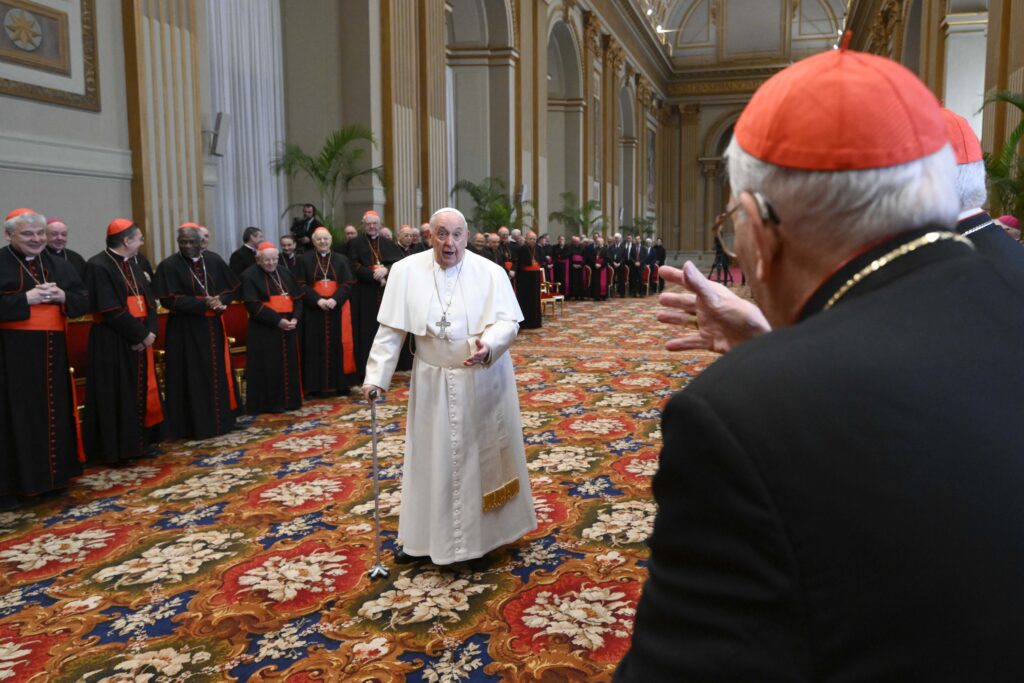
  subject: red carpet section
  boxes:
[0,296,718,682]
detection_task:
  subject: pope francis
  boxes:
[362,207,536,566]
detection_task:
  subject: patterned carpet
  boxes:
[0,294,718,682]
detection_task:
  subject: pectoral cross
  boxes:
[436,313,451,338]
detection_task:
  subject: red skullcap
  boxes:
[5,208,36,221]
[107,219,136,236]
[734,46,947,171]
[362,210,379,221]
[941,109,983,165]
[46,218,65,225]
[312,226,332,237]
[998,215,1020,230]
[256,241,277,252]
[178,222,200,230]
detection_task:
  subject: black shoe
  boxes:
[393,548,427,564]
[463,553,493,572]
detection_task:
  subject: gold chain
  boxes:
[824,231,974,311]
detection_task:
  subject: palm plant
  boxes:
[450,176,534,232]
[549,192,606,236]
[982,90,1024,220]
[271,125,385,236]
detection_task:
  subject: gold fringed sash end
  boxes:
[482,478,520,512]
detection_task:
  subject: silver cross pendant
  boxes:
[436,313,451,339]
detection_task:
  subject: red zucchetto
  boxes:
[734,42,947,171]
[941,108,983,165]
[106,219,135,236]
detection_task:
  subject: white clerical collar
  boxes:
[24,255,35,261]
[191,256,201,262]
[958,208,985,221]
[318,251,330,257]
[245,244,257,252]
[435,256,464,271]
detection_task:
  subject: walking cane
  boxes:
[366,388,390,580]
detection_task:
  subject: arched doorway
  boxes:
[545,20,583,238]
[445,0,515,218]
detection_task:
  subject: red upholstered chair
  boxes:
[641,265,652,296]
[222,301,249,400]
[65,316,92,417]
[154,307,170,397]
[651,264,660,293]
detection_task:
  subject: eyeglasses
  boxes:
[714,192,780,232]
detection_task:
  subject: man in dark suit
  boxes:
[289,203,323,251]
[229,226,263,276]
[616,47,1024,682]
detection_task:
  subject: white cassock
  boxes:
[364,249,537,564]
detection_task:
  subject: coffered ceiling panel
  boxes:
[630,0,847,71]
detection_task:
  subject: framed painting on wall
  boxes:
[0,0,99,110]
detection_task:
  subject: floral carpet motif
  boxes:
[0,296,716,682]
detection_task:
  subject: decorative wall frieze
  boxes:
[667,78,769,96]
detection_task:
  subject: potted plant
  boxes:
[548,192,606,237]
[271,125,386,241]
[983,91,1024,220]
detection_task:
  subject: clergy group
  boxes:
[0,208,431,510]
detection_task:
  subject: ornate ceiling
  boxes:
[627,0,849,72]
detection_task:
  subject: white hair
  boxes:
[954,160,988,212]
[4,211,45,235]
[429,207,467,229]
[726,138,959,250]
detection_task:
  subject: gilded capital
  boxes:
[584,11,603,54]
[700,159,722,178]
[606,40,626,73]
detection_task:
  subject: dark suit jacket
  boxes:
[616,227,1024,682]
[229,245,257,276]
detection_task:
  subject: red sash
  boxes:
[0,303,65,331]
[314,280,338,297]
[522,264,541,272]
[125,296,163,428]
[267,295,294,314]
[313,281,355,373]
[341,301,356,374]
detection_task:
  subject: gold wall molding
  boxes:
[122,0,204,264]
[667,77,769,95]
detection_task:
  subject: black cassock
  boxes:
[83,250,164,464]
[515,245,543,329]
[46,246,88,280]
[568,245,586,300]
[297,251,358,395]
[348,234,405,381]
[0,248,89,504]
[153,251,240,439]
[241,265,303,414]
